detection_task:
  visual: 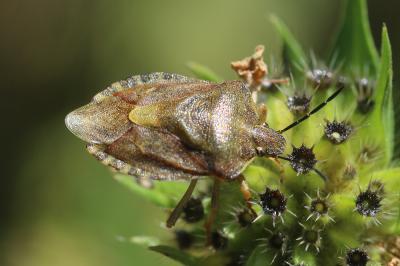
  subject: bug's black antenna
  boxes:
[278,83,345,133]
[277,156,327,181]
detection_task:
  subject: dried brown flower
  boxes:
[231,45,268,88]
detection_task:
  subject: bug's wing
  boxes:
[66,72,210,145]
[87,124,209,182]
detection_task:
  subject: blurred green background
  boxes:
[0,0,398,265]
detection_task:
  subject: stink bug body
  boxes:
[65,72,343,236]
[66,73,285,182]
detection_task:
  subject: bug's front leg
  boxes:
[257,103,267,124]
[238,175,257,217]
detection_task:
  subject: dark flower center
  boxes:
[183,197,204,223]
[303,229,319,244]
[355,190,382,217]
[346,248,369,266]
[356,78,375,114]
[175,230,194,249]
[269,232,286,249]
[289,144,317,174]
[287,94,312,115]
[307,69,334,89]
[211,231,228,250]
[324,120,353,144]
[310,198,329,215]
[237,209,256,227]
[259,188,287,216]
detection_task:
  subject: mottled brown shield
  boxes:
[65,72,285,185]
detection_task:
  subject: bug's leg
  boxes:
[238,175,257,217]
[205,178,221,245]
[257,103,267,124]
[166,179,198,228]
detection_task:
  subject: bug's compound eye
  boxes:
[324,120,353,144]
[345,248,369,266]
[306,69,334,89]
[256,147,266,156]
[355,190,382,217]
[287,94,312,115]
[288,144,317,175]
[259,188,287,217]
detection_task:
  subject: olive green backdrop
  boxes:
[0,0,398,265]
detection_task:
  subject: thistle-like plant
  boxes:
[115,0,399,265]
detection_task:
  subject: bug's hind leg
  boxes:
[166,179,198,228]
[204,178,221,245]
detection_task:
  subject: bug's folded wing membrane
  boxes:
[65,96,133,144]
[97,124,209,181]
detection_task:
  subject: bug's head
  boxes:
[252,124,286,157]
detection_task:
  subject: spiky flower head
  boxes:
[288,144,317,175]
[345,248,369,266]
[324,120,353,144]
[259,187,287,218]
[287,94,312,115]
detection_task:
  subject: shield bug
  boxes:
[65,72,343,237]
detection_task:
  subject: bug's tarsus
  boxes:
[278,83,345,133]
[166,179,198,228]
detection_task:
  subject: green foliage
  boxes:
[114,0,398,265]
[270,15,307,76]
[331,0,379,73]
[186,62,222,82]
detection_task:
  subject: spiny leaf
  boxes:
[186,62,222,82]
[330,0,379,73]
[114,174,188,208]
[369,26,394,164]
[149,245,200,266]
[270,14,308,76]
